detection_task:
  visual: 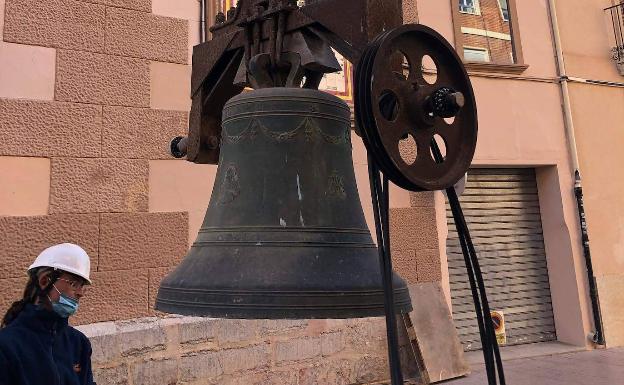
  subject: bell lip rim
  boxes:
[154,300,413,319]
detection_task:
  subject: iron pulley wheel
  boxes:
[355,24,478,191]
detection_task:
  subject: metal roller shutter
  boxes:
[447,168,556,351]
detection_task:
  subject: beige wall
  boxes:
[557,0,622,82]
[552,0,624,348]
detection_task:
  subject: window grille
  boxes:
[499,0,510,21]
[606,3,624,64]
[459,0,479,15]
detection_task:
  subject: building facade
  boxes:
[0,0,622,383]
[551,0,624,347]
[423,0,594,351]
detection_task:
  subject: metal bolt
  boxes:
[446,92,465,110]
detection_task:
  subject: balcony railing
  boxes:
[606,2,624,67]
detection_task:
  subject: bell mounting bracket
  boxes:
[181,0,477,192]
[183,0,403,164]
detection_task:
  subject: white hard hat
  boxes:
[28,243,91,284]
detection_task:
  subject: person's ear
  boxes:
[37,274,51,290]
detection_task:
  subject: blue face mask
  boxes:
[49,285,79,318]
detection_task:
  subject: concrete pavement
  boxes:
[445,345,624,385]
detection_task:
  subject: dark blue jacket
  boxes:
[0,304,95,385]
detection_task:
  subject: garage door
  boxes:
[447,168,556,351]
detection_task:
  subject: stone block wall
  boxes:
[80,316,400,385]
[0,0,198,324]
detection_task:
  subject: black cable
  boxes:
[450,201,496,384]
[431,140,505,385]
[367,155,404,385]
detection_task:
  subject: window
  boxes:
[459,0,480,15]
[452,0,527,73]
[498,0,510,22]
[464,47,490,62]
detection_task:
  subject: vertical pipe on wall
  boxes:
[546,0,606,346]
[200,0,207,43]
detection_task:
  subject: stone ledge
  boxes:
[77,315,396,385]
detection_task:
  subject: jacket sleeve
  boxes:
[80,335,96,385]
[0,347,15,385]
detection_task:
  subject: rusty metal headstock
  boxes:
[180,0,402,164]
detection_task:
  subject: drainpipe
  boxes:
[200,0,207,43]
[546,0,606,346]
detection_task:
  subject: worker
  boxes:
[0,243,95,385]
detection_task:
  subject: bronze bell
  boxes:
[155,87,412,318]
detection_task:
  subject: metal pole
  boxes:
[200,0,207,43]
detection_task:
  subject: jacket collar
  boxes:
[13,303,69,334]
